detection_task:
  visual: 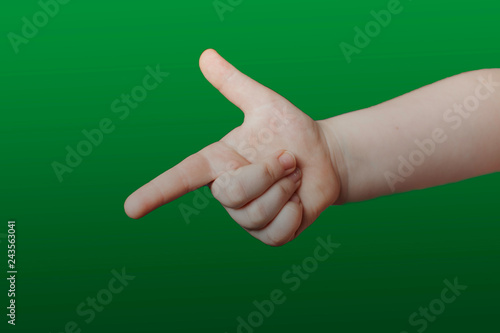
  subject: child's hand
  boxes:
[124,49,342,246]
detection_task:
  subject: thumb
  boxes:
[199,49,281,116]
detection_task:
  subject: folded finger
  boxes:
[247,194,303,247]
[212,150,297,209]
[226,168,302,230]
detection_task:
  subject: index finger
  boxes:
[124,147,215,219]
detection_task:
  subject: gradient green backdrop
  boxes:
[1,0,499,332]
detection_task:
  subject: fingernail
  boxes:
[290,194,300,204]
[279,151,295,171]
[287,168,301,183]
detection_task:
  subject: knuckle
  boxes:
[211,177,224,201]
[263,162,278,183]
[211,181,220,197]
[276,179,294,199]
[224,177,247,208]
[266,231,289,247]
[245,202,269,230]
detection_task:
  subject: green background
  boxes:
[1,0,499,332]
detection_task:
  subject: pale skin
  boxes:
[124,49,500,246]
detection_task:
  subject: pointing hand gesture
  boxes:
[125,50,341,246]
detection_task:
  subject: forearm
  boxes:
[320,68,500,204]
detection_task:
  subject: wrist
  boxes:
[317,117,350,205]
